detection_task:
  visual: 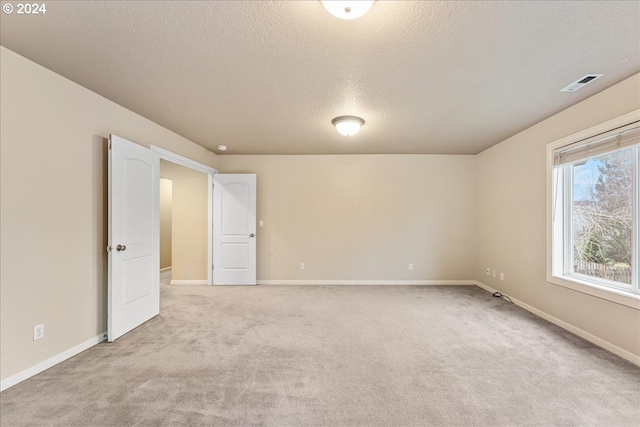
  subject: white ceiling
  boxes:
[1,1,638,155]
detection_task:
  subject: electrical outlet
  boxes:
[408,263,414,271]
[500,272,505,281]
[300,263,305,270]
[492,269,496,278]
[486,267,490,276]
[259,220,264,227]
[33,324,44,341]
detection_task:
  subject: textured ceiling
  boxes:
[1,1,638,155]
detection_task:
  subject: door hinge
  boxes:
[212,264,214,270]
[108,137,112,150]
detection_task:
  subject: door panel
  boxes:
[221,243,250,269]
[213,174,256,285]
[108,134,160,341]
[221,182,249,235]
[123,256,153,303]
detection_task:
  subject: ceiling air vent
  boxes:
[560,74,603,92]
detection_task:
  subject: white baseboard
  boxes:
[474,281,498,294]
[0,333,106,392]
[256,280,477,286]
[170,279,208,285]
[473,281,640,366]
[160,267,172,272]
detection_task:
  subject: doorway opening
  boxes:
[159,176,173,284]
[108,136,219,342]
[160,160,210,285]
[151,146,217,286]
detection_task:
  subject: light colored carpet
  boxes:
[1,276,639,426]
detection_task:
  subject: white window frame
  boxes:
[546,110,640,310]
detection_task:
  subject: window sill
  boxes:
[548,274,640,310]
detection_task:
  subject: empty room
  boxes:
[1,1,639,426]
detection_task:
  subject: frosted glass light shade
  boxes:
[332,116,365,136]
[321,1,375,20]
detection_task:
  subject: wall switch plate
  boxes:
[34,324,44,341]
[492,269,496,277]
[259,220,264,227]
[300,263,305,270]
[408,263,414,271]
[486,268,490,275]
[500,272,505,281]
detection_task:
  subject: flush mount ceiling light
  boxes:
[217,145,227,151]
[321,1,375,20]
[331,116,365,136]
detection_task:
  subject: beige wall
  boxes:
[474,73,640,358]
[0,47,218,382]
[160,178,173,270]
[160,160,209,281]
[219,155,476,281]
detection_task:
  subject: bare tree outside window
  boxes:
[572,149,633,285]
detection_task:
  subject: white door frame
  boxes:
[150,145,217,286]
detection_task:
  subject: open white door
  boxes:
[108,134,160,341]
[213,174,257,285]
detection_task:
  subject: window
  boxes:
[547,112,640,308]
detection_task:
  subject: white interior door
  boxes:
[108,134,160,341]
[213,174,257,285]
